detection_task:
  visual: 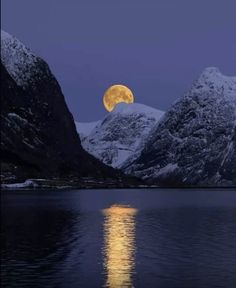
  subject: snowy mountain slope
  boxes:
[1,30,47,88]
[124,68,236,186]
[80,102,164,168]
[75,121,101,141]
[191,67,236,101]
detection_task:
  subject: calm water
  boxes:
[1,188,236,288]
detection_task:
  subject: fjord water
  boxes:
[1,189,236,288]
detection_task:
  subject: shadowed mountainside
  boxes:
[1,31,139,187]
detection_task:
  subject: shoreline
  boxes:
[1,178,236,191]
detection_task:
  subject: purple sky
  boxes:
[2,0,236,121]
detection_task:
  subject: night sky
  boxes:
[2,0,236,121]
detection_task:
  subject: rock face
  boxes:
[0,30,120,184]
[78,102,164,168]
[124,68,236,186]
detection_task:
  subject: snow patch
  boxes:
[1,179,38,189]
[8,113,28,124]
[156,163,178,177]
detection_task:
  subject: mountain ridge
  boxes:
[123,68,236,186]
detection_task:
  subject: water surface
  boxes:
[1,188,236,288]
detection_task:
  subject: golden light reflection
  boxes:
[102,204,137,288]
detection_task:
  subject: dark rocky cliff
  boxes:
[0,31,128,186]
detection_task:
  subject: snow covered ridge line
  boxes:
[111,102,164,120]
[1,30,43,87]
[190,67,236,100]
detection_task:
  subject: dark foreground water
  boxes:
[1,188,236,288]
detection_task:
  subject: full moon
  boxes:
[103,84,134,112]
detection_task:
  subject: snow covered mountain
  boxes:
[77,102,164,168]
[75,121,101,141]
[1,30,124,185]
[124,68,236,186]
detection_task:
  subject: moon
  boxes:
[103,84,134,112]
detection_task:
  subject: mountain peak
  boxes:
[190,67,236,100]
[112,102,164,121]
[78,103,165,168]
[201,67,221,75]
[1,30,39,87]
[1,30,12,41]
[198,66,236,83]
